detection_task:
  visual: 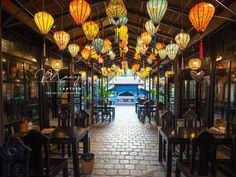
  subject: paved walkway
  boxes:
[87,106,167,177]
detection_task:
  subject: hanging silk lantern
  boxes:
[51,59,63,71]
[148,53,156,61]
[175,32,190,50]
[101,67,108,76]
[134,53,141,60]
[121,60,128,69]
[140,70,148,78]
[82,21,99,40]
[111,64,117,71]
[69,0,91,26]
[147,0,168,24]
[141,31,152,46]
[85,44,98,59]
[147,58,153,64]
[68,43,80,57]
[145,20,158,36]
[156,42,165,51]
[53,31,70,50]
[140,44,149,55]
[188,58,201,70]
[115,66,121,76]
[92,38,104,53]
[116,25,128,40]
[137,37,143,46]
[101,39,112,53]
[158,48,167,60]
[146,67,152,74]
[81,48,90,60]
[94,75,98,81]
[106,0,127,19]
[79,71,87,78]
[98,56,104,64]
[34,11,54,35]
[189,2,215,33]
[165,71,174,78]
[111,16,128,26]
[110,53,116,60]
[132,64,140,72]
[166,42,179,60]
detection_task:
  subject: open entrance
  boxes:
[117,92,135,105]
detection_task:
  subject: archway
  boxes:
[117,92,135,105]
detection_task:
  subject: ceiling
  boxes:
[3,0,236,68]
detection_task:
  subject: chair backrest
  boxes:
[75,110,88,127]
[22,130,50,176]
[183,110,198,128]
[190,131,217,176]
[58,110,70,127]
[161,111,175,127]
[0,137,31,177]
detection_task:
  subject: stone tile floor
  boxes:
[55,106,227,177]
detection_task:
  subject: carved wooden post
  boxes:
[70,57,75,127]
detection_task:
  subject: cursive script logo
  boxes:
[34,68,82,86]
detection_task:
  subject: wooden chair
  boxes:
[0,137,31,177]
[176,131,217,177]
[183,110,198,128]
[58,110,70,127]
[102,104,112,123]
[161,110,175,127]
[217,136,236,177]
[22,130,68,177]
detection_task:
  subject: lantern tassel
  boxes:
[153,34,157,50]
[199,39,204,59]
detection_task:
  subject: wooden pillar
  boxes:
[174,56,180,123]
[79,75,82,111]
[164,76,167,109]
[106,77,108,103]
[91,62,94,124]
[85,63,89,109]
[69,57,75,127]
[226,60,231,132]
[152,76,155,100]
[0,0,4,145]
[207,38,217,128]
[156,64,160,125]
[101,76,104,102]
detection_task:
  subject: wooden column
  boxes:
[164,76,167,109]
[207,38,217,128]
[101,76,104,102]
[79,75,82,111]
[156,64,160,125]
[69,57,75,127]
[91,62,94,124]
[226,60,231,132]
[85,62,89,109]
[174,56,180,122]
[149,76,151,99]
[0,0,4,145]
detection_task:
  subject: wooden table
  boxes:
[137,105,156,123]
[13,126,90,177]
[158,127,236,177]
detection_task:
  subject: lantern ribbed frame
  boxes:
[69,0,91,25]
[147,0,168,24]
[82,21,99,40]
[106,0,127,19]
[145,20,158,36]
[92,38,104,53]
[53,31,70,50]
[175,32,190,50]
[141,31,152,46]
[166,43,179,60]
[34,11,54,35]
[68,43,80,57]
[189,58,201,70]
[158,48,167,60]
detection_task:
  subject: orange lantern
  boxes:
[156,42,165,51]
[69,0,91,26]
[53,31,70,50]
[132,64,140,72]
[102,39,112,53]
[134,53,141,60]
[148,53,156,61]
[81,48,90,60]
[141,31,152,46]
[189,2,215,33]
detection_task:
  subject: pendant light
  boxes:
[141,31,152,46]
[68,43,80,57]
[54,31,70,50]
[92,38,104,53]
[147,0,168,24]
[51,59,63,71]
[166,42,179,60]
[188,58,201,70]
[145,20,159,36]
[106,0,127,19]
[158,48,167,60]
[101,39,112,54]
[34,12,54,35]
[69,0,91,26]
[82,21,99,40]
[111,16,128,26]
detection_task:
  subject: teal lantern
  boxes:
[147,0,168,24]
[92,38,104,53]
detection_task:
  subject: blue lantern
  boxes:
[147,0,168,24]
[111,16,128,26]
[92,38,104,53]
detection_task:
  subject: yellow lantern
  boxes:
[132,64,140,72]
[156,42,165,51]
[82,21,99,40]
[140,70,148,78]
[106,0,127,19]
[69,0,91,26]
[165,71,174,78]
[188,58,201,70]
[93,75,98,81]
[166,42,179,60]
[68,43,80,57]
[189,2,215,33]
[146,67,152,74]
[102,39,112,53]
[85,44,98,59]
[51,59,63,71]
[53,31,70,50]
[101,67,108,76]
[34,11,54,35]
[79,71,87,78]
[147,0,168,24]
[117,25,128,40]
[175,32,190,50]
[141,31,152,46]
[140,43,148,55]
